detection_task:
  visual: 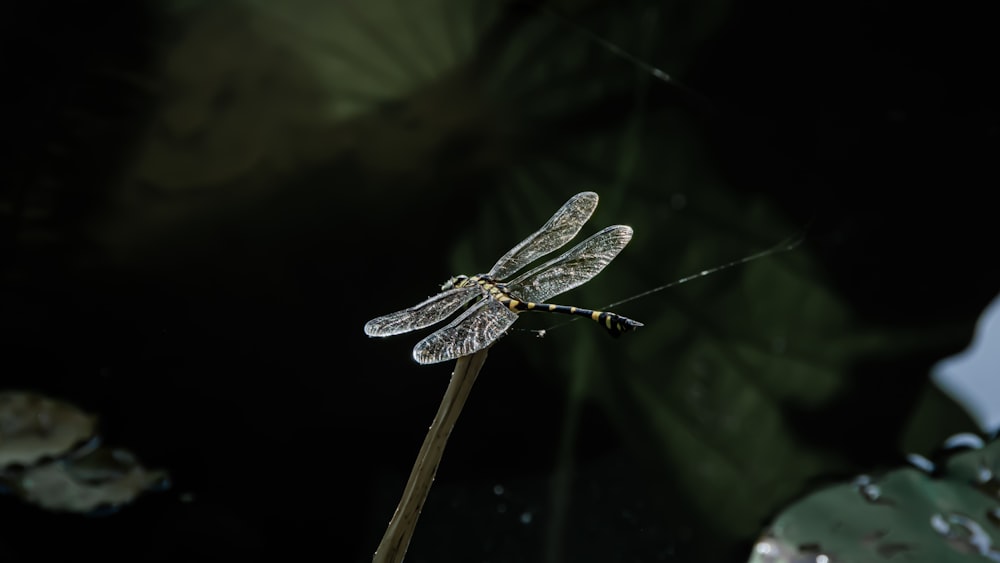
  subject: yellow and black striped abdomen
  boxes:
[494,293,643,338]
[466,274,642,337]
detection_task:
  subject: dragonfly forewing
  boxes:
[487,192,599,280]
[412,298,519,364]
[364,285,481,337]
[508,225,633,303]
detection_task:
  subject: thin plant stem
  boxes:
[373,348,491,563]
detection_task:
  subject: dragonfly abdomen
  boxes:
[467,275,642,337]
[511,301,642,337]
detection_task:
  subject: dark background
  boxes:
[2,0,998,561]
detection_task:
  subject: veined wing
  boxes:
[364,285,481,337]
[487,192,599,281]
[507,225,633,303]
[412,298,519,364]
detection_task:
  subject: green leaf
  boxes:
[749,437,1000,562]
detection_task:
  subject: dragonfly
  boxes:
[364,191,643,364]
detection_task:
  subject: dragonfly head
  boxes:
[441,275,470,291]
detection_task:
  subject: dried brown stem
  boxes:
[373,348,491,563]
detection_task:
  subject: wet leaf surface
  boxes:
[750,436,1000,562]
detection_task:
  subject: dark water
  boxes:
[3,1,998,562]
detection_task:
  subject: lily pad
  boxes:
[12,444,170,515]
[0,391,168,515]
[0,391,96,468]
[749,436,1000,562]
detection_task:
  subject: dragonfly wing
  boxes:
[487,192,599,280]
[412,298,519,364]
[507,225,633,303]
[364,286,481,337]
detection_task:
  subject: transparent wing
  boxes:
[507,225,633,303]
[364,285,481,337]
[487,191,599,280]
[412,298,519,364]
